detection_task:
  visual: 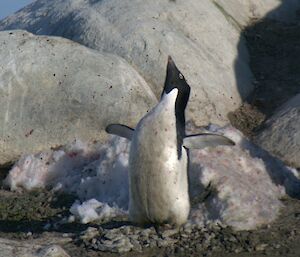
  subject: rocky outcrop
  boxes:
[0,30,156,165]
[0,0,255,126]
[255,94,300,168]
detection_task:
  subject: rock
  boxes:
[161,228,179,239]
[97,235,133,253]
[79,227,100,241]
[0,0,254,127]
[139,228,155,238]
[188,125,299,230]
[213,0,300,27]
[0,30,156,165]
[255,93,300,169]
[255,243,269,251]
[129,238,142,252]
[36,245,70,257]
[0,237,71,257]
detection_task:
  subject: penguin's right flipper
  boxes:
[105,124,134,140]
[183,133,235,149]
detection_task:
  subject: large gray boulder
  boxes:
[0,30,156,165]
[0,0,254,126]
[255,94,300,168]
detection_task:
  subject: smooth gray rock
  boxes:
[0,237,71,257]
[255,94,300,168]
[0,0,254,127]
[36,245,70,257]
[0,30,156,165]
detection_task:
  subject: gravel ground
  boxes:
[0,16,300,257]
[68,197,300,257]
[0,189,299,257]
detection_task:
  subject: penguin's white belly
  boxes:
[128,104,190,226]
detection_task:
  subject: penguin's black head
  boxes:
[162,56,191,158]
[161,56,191,104]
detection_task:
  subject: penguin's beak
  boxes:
[168,55,175,67]
[166,56,178,79]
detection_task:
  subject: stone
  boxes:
[79,227,100,240]
[188,125,299,230]
[213,0,300,27]
[0,0,255,127]
[0,30,156,165]
[0,237,71,257]
[36,245,70,257]
[255,243,269,251]
[98,236,133,253]
[255,93,300,169]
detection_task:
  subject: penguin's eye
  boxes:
[179,73,183,80]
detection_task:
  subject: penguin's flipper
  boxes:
[105,124,134,140]
[183,133,235,149]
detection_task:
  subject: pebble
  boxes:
[96,236,134,253]
[104,229,123,240]
[234,247,243,253]
[274,243,281,249]
[36,245,70,257]
[62,233,71,238]
[43,223,51,230]
[161,228,178,238]
[81,227,101,240]
[255,243,268,251]
[130,238,143,252]
[140,228,154,237]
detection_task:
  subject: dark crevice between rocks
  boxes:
[0,164,13,183]
[229,17,300,138]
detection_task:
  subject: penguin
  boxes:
[106,56,235,227]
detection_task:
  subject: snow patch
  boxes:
[70,199,126,224]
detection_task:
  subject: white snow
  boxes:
[4,136,130,224]
[4,125,300,230]
[69,199,126,224]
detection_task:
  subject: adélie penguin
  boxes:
[106,56,235,227]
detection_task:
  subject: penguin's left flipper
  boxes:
[105,124,134,140]
[183,133,235,149]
